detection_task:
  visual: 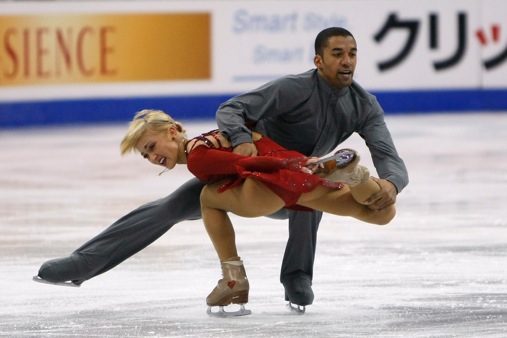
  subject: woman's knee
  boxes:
[371,206,396,226]
[200,185,214,207]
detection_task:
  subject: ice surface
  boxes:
[1,113,506,337]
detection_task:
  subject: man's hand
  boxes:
[364,177,397,210]
[233,143,258,157]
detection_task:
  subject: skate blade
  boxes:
[207,304,251,318]
[286,302,306,315]
[32,276,80,288]
[313,149,355,168]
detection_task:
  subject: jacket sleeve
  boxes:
[359,96,409,193]
[216,76,304,147]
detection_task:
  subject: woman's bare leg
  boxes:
[201,206,238,261]
[201,179,285,217]
[201,203,251,310]
[200,178,285,261]
[298,178,395,225]
[200,179,286,311]
[348,175,382,203]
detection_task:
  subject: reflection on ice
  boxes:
[0,113,506,336]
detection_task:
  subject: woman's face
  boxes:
[135,127,181,170]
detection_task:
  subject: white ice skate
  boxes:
[312,148,357,169]
[206,259,251,317]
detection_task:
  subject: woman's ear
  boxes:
[167,126,178,139]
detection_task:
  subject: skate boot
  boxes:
[33,256,82,287]
[282,274,314,314]
[316,149,369,186]
[206,258,251,317]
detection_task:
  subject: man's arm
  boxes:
[361,100,408,190]
[360,97,409,209]
[216,75,305,148]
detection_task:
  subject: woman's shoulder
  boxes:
[188,130,232,152]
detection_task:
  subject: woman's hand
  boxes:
[301,157,321,174]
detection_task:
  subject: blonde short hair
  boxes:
[120,109,186,155]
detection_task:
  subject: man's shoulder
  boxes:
[275,69,317,86]
[350,80,374,98]
[349,81,379,106]
[263,69,317,98]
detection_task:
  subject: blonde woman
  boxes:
[120,109,395,316]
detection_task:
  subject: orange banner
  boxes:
[0,13,211,86]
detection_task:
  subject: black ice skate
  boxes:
[34,256,83,287]
[283,275,314,315]
[32,275,80,287]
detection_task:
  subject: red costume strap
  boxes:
[188,129,226,152]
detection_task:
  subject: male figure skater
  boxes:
[36,27,408,313]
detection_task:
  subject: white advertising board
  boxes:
[0,0,505,103]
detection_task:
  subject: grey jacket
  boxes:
[216,69,409,193]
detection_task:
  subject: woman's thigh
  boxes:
[201,179,285,218]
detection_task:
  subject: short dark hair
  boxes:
[314,27,355,56]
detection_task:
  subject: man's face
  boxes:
[314,35,357,89]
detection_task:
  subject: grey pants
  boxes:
[39,177,321,284]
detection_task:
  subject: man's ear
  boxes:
[314,54,322,69]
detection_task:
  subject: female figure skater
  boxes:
[121,109,395,316]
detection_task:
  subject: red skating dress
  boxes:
[186,130,343,209]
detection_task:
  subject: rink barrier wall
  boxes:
[1,88,506,128]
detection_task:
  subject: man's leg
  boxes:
[37,178,204,285]
[280,209,322,306]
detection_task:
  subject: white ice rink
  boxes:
[1,113,506,337]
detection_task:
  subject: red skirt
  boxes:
[187,135,343,208]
